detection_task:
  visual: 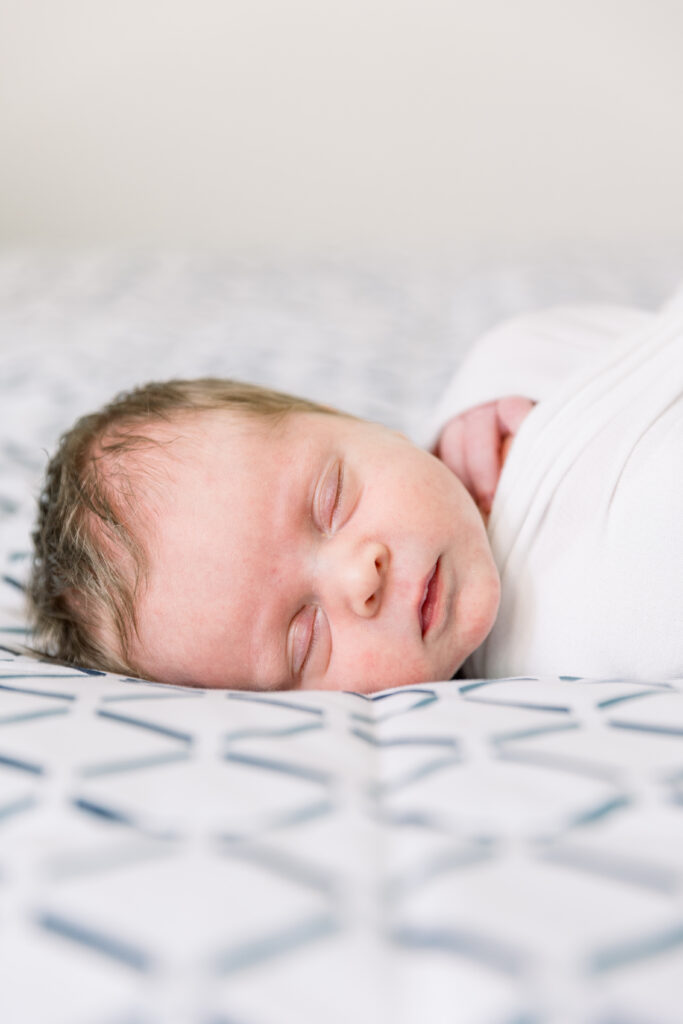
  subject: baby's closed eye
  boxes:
[317,458,345,532]
[289,604,321,679]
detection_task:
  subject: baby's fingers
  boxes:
[435,415,475,495]
[463,404,502,513]
[496,396,535,435]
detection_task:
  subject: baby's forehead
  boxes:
[91,412,217,519]
[99,406,364,521]
[102,407,268,465]
[131,405,349,454]
[98,409,284,501]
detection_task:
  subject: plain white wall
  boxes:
[1,0,682,256]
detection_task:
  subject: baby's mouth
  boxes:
[419,557,441,637]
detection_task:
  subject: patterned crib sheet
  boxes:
[1,663,682,1024]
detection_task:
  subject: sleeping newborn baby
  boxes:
[29,283,683,689]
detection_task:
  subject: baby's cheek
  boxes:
[348,644,427,693]
[348,647,385,687]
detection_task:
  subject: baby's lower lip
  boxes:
[420,557,442,637]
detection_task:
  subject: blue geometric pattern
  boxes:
[2,252,683,1023]
[1,658,682,1024]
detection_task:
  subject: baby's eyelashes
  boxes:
[289,604,321,677]
[317,458,345,532]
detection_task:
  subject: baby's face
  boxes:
[127,410,500,692]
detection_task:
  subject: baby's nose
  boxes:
[338,540,389,617]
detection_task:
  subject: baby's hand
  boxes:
[434,396,535,518]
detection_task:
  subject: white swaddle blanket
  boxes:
[428,284,683,681]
